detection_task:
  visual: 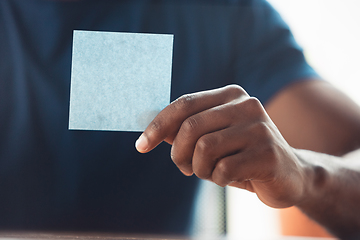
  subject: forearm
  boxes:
[265,80,360,238]
[294,148,360,239]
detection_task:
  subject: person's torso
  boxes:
[0,0,256,234]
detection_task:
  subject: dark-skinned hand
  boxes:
[135,85,307,209]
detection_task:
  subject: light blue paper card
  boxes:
[69,30,173,131]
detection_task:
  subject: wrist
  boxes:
[292,149,330,208]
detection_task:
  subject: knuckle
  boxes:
[225,84,248,99]
[232,97,264,119]
[244,97,263,112]
[195,167,212,180]
[171,149,188,168]
[196,135,218,156]
[182,116,200,134]
[213,160,233,187]
[247,96,262,107]
[193,135,220,180]
[149,119,163,133]
[173,94,195,111]
[215,160,232,179]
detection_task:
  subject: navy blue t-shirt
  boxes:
[0,0,318,235]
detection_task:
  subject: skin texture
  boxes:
[136,80,360,239]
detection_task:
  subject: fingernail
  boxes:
[135,134,148,153]
[180,169,193,176]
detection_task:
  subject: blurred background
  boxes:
[226,0,360,238]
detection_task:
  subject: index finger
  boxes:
[135,85,248,153]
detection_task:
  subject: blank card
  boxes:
[69,30,173,131]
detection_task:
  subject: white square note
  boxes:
[69,30,173,131]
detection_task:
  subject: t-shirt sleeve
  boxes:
[232,0,320,104]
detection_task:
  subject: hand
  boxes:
[136,85,307,208]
